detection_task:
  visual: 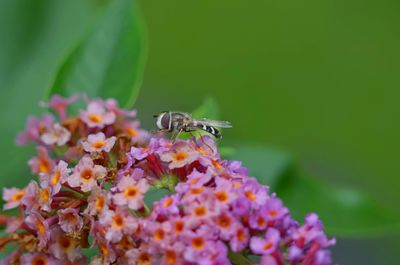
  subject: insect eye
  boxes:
[161,112,170,129]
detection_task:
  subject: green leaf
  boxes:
[0,0,106,192]
[234,145,400,237]
[192,97,220,120]
[50,0,147,107]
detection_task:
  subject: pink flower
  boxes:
[85,186,108,216]
[40,160,70,194]
[122,120,149,143]
[2,187,26,210]
[80,101,116,128]
[41,94,79,120]
[112,177,148,210]
[250,228,281,255]
[68,156,107,192]
[159,141,199,169]
[28,146,55,175]
[16,114,54,145]
[50,227,84,262]
[25,211,51,247]
[41,123,71,146]
[58,208,83,233]
[99,209,138,242]
[81,132,116,153]
[104,98,137,118]
[229,223,249,252]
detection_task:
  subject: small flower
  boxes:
[229,223,249,252]
[16,114,54,145]
[40,160,70,194]
[68,156,107,192]
[28,146,55,175]
[85,186,108,216]
[250,228,281,255]
[25,211,50,247]
[50,228,83,262]
[159,141,199,169]
[58,208,83,233]
[40,123,71,146]
[82,132,116,153]
[122,121,149,143]
[41,94,79,120]
[112,177,148,210]
[104,98,137,118]
[100,209,138,243]
[80,101,116,128]
[2,187,26,210]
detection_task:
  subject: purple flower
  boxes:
[81,132,116,153]
[250,228,281,255]
[58,208,83,233]
[80,101,116,128]
[68,156,107,192]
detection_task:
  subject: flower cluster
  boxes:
[0,95,335,265]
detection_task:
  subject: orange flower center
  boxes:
[217,215,232,229]
[124,186,139,198]
[32,256,47,265]
[36,220,46,235]
[40,188,50,202]
[174,221,184,234]
[112,214,124,229]
[269,210,278,217]
[92,140,106,149]
[95,196,105,211]
[11,190,25,202]
[237,230,246,242]
[196,147,207,155]
[194,206,207,217]
[126,127,138,137]
[245,191,257,201]
[154,228,164,241]
[215,191,228,202]
[257,217,267,227]
[163,197,173,208]
[88,114,102,123]
[191,237,205,250]
[80,169,93,181]
[165,250,177,264]
[190,187,204,195]
[212,160,223,170]
[138,252,151,265]
[173,152,188,161]
[263,242,273,250]
[39,159,50,174]
[51,170,61,185]
[59,235,73,250]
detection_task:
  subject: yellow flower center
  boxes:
[215,191,229,202]
[154,228,164,241]
[40,188,50,202]
[191,237,205,251]
[173,151,188,161]
[126,127,138,137]
[112,214,124,229]
[124,186,139,198]
[36,220,46,235]
[95,196,105,211]
[163,197,173,208]
[39,159,50,174]
[245,191,257,201]
[194,206,207,217]
[51,170,61,186]
[80,169,94,181]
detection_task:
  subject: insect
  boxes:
[154,111,232,140]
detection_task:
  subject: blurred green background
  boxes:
[1,0,400,264]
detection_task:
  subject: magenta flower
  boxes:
[250,228,281,255]
[41,123,71,146]
[58,208,83,233]
[81,132,116,153]
[112,177,148,210]
[68,155,107,192]
[2,187,26,210]
[80,101,116,128]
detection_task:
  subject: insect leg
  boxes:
[172,129,183,143]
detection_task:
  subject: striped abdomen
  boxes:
[197,124,222,138]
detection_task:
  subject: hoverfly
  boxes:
[154,111,232,140]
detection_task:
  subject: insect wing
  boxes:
[196,118,232,128]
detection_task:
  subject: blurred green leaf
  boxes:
[0,0,106,190]
[50,0,146,107]
[192,97,220,120]
[234,145,400,237]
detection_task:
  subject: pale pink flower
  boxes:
[28,146,55,175]
[80,101,116,128]
[49,227,83,262]
[81,132,116,153]
[2,187,26,210]
[16,114,54,145]
[112,177,148,210]
[25,211,50,247]
[85,186,109,216]
[68,156,107,192]
[41,94,79,120]
[20,252,57,265]
[40,160,70,194]
[41,123,71,146]
[159,141,199,169]
[99,209,138,242]
[58,208,83,233]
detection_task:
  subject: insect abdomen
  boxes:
[197,124,222,138]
